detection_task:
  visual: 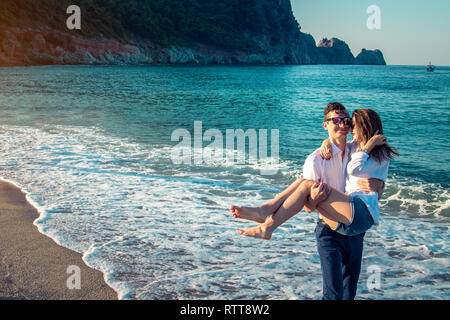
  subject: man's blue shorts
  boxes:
[334,195,374,236]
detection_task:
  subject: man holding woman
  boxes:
[230,102,397,299]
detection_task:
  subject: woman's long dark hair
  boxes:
[352,109,399,163]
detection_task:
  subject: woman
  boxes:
[230,108,398,239]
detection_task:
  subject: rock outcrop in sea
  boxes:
[0,0,386,66]
[316,38,356,65]
[314,38,386,65]
[355,48,386,65]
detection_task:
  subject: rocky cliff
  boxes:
[316,38,386,65]
[355,48,386,65]
[0,0,385,66]
[317,38,355,65]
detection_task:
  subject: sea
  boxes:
[0,64,448,299]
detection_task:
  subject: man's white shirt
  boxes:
[302,140,387,225]
[302,141,355,192]
[302,141,355,219]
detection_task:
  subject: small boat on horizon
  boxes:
[427,62,435,72]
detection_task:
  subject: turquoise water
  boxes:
[0,65,448,299]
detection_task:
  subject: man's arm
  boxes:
[304,197,316,213]
[357,178,385,199]
[302,152,322,212]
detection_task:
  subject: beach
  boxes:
[0,65,448,299]
[0,180,117,300]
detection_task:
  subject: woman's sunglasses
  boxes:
[325,117,352,127]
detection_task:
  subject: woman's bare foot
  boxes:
[230,205,270,223]
[237,224,272,240]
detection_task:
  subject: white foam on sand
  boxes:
[0,176,123,299]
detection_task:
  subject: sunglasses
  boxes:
[325,117,352,126]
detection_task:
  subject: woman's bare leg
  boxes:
[315,208,340,230]
[237,180,353,239]
[237,180,313,239]
[316,188,352,226]
[230,178,305,223]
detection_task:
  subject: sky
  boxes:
[290,0,450,66]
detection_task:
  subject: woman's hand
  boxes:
[320,138,332,160]
[364,132,387,153]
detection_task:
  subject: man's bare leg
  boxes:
[230,178,305,223]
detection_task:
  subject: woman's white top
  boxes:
[345,150,390,225]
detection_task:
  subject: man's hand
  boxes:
[310,182,331,205]
[357,178,384,199]
[304,200,315,213]
[304,182,330,213]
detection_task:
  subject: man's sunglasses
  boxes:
[325,117,352,126]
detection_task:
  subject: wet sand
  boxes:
[0,180,117,300]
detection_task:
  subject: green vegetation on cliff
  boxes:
[1,0,298,53]
[94,0,267,52]
[0,0,128,41]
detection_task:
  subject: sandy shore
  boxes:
[0,180,117,300]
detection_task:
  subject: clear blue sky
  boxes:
[290,0,450,66]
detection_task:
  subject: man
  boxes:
[303,102,383,300]
[231,102,383,299]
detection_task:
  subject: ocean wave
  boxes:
[1,125,448,220]
[380,174,449,219]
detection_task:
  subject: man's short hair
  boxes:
[324,102,347,119]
